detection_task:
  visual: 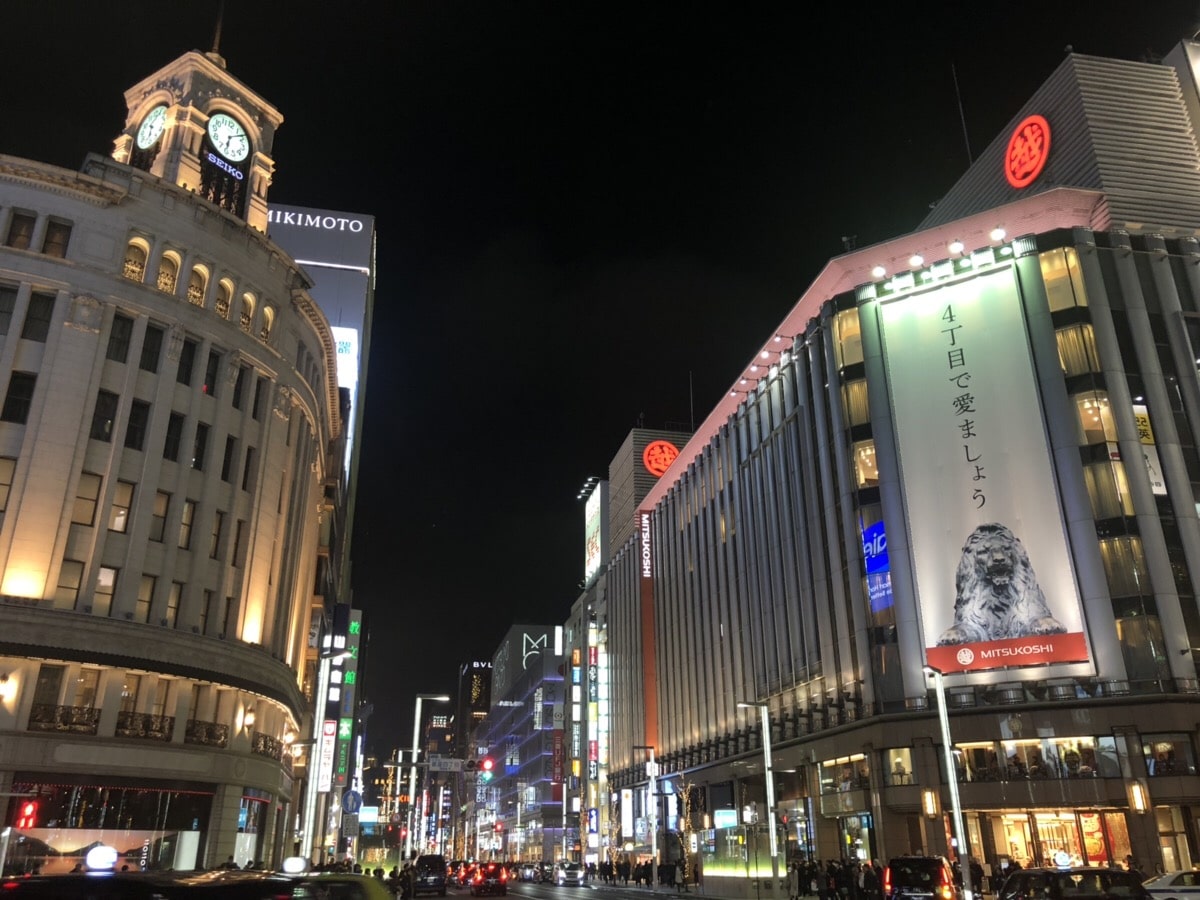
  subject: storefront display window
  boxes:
[1155,806,1193,871]
[988,810,1130,870]
[819,755,869,794]
[1142,734,1197,776]
[885,749,915,786]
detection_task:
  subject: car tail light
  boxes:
[938,865,954,900]
[883,868,892,896]
[500,869,508,882]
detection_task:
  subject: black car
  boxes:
[883,856,959,900]
[996,866,1152,900]
[412,854,448,897]
[470,861,509,896]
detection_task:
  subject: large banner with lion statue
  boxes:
[878,267,1089,674]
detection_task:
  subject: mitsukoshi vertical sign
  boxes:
[878,268,1088,674]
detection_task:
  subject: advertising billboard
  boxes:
[878,267,1088,674]
[583,483,605,583]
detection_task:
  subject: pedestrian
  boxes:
[789,861,802,900]
[675,859,685,892]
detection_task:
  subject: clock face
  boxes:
[136,105,168,150]
[206,112,250,163]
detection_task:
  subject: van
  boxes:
[413,854,448,897]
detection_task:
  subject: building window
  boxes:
[72,472,102,525]
[163,412,184,462]
[242,446,257,492]
[5,212,35,249]
[166,582,182,627]
[94,567,118,617]
[125,400,150,451]
[852,439,879,488]
[0,372,35,424]
[119,674,141,713]
[260,307,275,342]
[252,377,266,420]
[0,457,14,512]
[90,390,119,441]
[0,284,16,335]
[885,748,916,786]
[1056,323,1102,376]
[21,292,54,342]
[232,365,248,409]
[140,324,164,372]
[176,338,197,385]
[239,293,255,332]
[221,436,236,482]
[215,280,233,319]
[179,499,196,549]
[136,575,155,623]
[841,379,870,428]
[1041,246,1089,311]
[200,590,214,634]
[150,490,170,542]
[186,265,208,306]
[192,422,209,470]
[834,308,863,369]
[233,519,246,567]
[109,481,134,533]
[210,510,224,559]
[156,252,180,294]
[1083,459,1135,519]
[107,313,134,363]
[123,241,148,283]
[42,219,71,258]
[56,559,84,607]
[203,350,221,396]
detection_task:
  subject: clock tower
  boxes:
[113,48,282,232]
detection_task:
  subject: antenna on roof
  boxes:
[689,371,695,432]
[206,0,228,69]
[952,62,972,165]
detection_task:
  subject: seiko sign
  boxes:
[205,152,244,180]
[268,210,365,232]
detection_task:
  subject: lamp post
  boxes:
[923,666,973,900]
[406,693,450,861]
[738,701,778,887]
[633,745,657,871]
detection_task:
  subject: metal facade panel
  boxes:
[923,54,1200,235]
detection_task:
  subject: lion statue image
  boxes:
[937,522,1066,645]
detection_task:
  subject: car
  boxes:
[412,854,449,897]
[470,860,509,896]
[996,866,1152,900]
[557,862,585,886]
[1144,871,1200,900]
[883,856,959,900]
[519,862,542,882]
[0,869,301,898]
[291,872,397,899]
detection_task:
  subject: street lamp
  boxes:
[633,745,657,870]
[738,701,778,887]
[406,693,450,861]
[923,666,973,900]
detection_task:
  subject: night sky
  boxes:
[3,2,1198,754]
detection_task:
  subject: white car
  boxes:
[1144,871,1200,900]
[557,863,585,886]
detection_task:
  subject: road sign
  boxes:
[427,756,463,772]
[342,813,359,837]
[342,790,362,814]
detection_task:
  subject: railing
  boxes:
[115,710,175,741]
[28,703,99,735]
[184,718,230,748]
[251,731,284,761]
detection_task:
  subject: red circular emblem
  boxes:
[642,440,680,477]
[1004,114,1051,189]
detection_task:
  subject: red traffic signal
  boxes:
[16,800,36,829]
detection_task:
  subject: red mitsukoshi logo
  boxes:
[1004,114,1050,188]
[642,440,680,477]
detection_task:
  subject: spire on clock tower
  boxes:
[112,47,282,233]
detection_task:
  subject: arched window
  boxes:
[187,265,209,307]
[215,279,234,319]
[260,306,275,342]
[239,293,255,332]
[123,240,149,283]
[156,252,181,294]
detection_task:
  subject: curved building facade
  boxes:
[605,42,1200,890]
[0,50,341,872]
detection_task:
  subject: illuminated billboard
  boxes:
[878,267,1088,674]
[583,482,606,582]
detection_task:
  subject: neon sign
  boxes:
[642,440,679,477]
[1004,114,1050,189]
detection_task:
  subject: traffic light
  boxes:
[479,757,495,782]
[16,800,36,829]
